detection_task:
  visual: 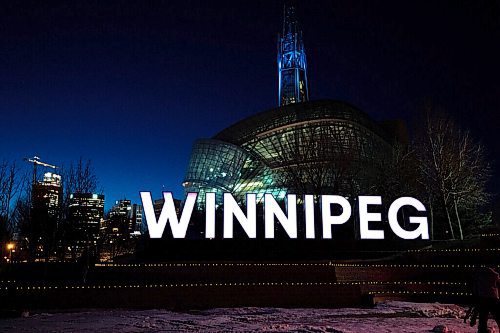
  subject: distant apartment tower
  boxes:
[32,172,62,218]
[68,193,105,246]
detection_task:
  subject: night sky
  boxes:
[1,0,499,209]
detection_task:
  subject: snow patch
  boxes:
[0,302,485,333]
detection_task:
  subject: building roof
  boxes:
[214,100,393,145]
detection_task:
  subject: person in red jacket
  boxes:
[472,266,500,333]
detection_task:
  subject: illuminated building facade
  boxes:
[68,193,105,247]
[183,100,396,207]
[32,172,62,218]
[131,203,143,236]
[30,172,63,257]
[107,199,132,238]
[105,199,144,238]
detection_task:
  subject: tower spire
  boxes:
[278,1,309,106]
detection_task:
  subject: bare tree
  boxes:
[60,158,99,215]
[414,109,492,240]
[371,143,423,234]
[58,158,101,261]
[266,124,365,196]
[0,161,25,242]
[449,130,492,239]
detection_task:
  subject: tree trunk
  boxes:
[443,193,455,240]
[453,197,463,240]
[429,197,434,240]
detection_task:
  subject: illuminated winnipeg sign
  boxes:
[140,192,429,240]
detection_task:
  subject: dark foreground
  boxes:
[1,237,498,310]
[0,302,483,333]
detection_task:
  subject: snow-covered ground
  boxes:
[0,301,493,333]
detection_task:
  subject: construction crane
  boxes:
[24,156,58,185]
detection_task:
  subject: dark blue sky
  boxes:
[1,0,499,209]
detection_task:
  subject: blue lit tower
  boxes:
[278,1,309,106]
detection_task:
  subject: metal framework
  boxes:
[183,100,394,206]
[278,2,309,106]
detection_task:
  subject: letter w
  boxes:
[140,192,197,238]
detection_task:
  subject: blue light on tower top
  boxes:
[278,1,309,106]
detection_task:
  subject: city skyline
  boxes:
[1,1,499,210]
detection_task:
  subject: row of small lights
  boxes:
[7,249,500,265]
[0,280,467,292]
[480,233,500,237]
[0,281,467,287]
[4,262,497,269]
[407,248,500,253]
[92,263,498,268]
[6,261,334,266]
[95,263,332,267]
[368,290,473,297]
[5,262,498,267]
[333,263,498,268]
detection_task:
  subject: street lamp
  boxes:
[6,243,14,262]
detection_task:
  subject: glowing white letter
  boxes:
[321,195,352,239]
[140,192,197,238]
[388,197,429,240]
[359,196,384,239]
[205,192,216,239]
[223,193,256,238]
[304,194,315,239]
[264,194,297,238]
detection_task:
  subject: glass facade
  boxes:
[183,139,284,206]
[183,100,395,206]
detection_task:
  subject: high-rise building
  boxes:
[30,172,63,257]
[130,203,143,235]
[68,193,105,247]
[32,172,62,218]
[108,199,133,238]
[278,2,309,106]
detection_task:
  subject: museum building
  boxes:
[183,3,405,207]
